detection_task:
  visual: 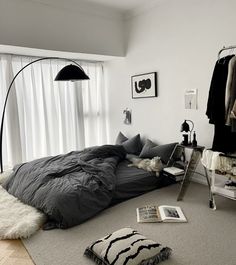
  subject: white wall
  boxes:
[105,0,236,185]
[105,0,236,149]
[0,0,124,57]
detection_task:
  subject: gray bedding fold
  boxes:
[3,145,126,229]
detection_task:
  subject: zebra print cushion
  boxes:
[84,227,172,265]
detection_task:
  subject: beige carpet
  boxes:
[22,182,236,265]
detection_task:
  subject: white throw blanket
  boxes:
[0,169,13,184]
[201,149,223,171]
[201,149,236,175]
[0,171,46,239]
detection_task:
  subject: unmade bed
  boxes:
[112,159,174,205]
[3,140,177,230]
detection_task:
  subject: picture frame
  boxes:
[131,72,157,99]
[185,89,197,109]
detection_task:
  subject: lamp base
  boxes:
[181,142,189,146]
[181,134,189,146]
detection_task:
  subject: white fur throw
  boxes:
[0,169,13,184]
[0,186,46,239]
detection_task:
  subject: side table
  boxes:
[167,144,213,204]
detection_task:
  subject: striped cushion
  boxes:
[84,227,172,265]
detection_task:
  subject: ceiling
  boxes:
[28,0,160,18]
[79,0,153,12]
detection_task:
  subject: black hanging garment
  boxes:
[206,55,236,153]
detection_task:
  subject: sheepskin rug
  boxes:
[0,183,46,239]
[0,169,13,184]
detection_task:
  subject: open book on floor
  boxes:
[136,205,187,223]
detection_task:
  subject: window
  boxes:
[0,54,108,168]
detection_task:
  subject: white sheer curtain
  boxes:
[0,54,108,168]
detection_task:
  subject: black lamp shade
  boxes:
[181,120,190,132]
[54,64,89,81]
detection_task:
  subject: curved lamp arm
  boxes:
[185,119,194,132]
[0,56,88,173]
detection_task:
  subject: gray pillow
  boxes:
[139,140,178,164]
[115,132,128,145]
[84,227,172,265]
[115,132,142,155]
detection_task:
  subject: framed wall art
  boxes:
[131,72,157,99]
[184,89,197,109]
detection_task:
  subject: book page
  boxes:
[163,167,185,176]
[136,205,162,223]
[159,205,187,222]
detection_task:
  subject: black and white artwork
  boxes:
[131,72,157,98]
[185,89,197,109]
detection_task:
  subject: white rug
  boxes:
[0,169,13,184]
[0,185,46,239]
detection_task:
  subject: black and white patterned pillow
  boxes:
[84,227,172,265]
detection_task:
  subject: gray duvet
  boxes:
[3,145,126,229]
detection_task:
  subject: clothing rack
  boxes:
[218,45,236,59]
[219,153,236,159]
[206,149,236,159]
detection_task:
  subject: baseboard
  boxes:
[191,172,228,186]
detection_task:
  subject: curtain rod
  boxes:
[0,52,103,64]
[218,45,236,59]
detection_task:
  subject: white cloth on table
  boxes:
[201,149,223,170]
[201,149,236,178]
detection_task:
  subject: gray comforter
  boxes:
[3,145,126,229]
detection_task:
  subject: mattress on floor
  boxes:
[112,160,174,204]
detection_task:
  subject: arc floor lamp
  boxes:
[0,57,89,173]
